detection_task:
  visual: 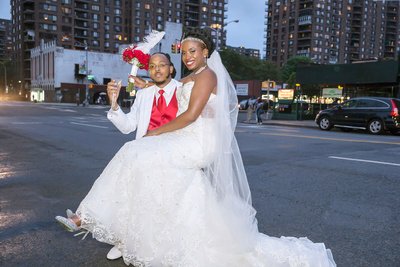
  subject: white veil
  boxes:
[204,51,259,245]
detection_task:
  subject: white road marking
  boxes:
[329,156,400,167]
[259,132,400,145]
[11,122,43,125]
[70,122,108,129]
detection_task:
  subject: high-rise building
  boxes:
[264,0,400,66]
[11,0,228,96]
[0,19,12,61]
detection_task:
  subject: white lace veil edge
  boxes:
[205,51,253,207]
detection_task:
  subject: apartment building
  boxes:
[226,45,260,58]
[0,19,12,61]
[264,0,400,66]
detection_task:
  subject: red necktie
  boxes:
[157,89,166,114]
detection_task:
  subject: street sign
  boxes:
[322,88,343,98]
[278,89,295,100]
[235,84,248,96]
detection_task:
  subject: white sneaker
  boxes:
[107,246,122,260]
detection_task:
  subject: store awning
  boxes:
[296,60,399,85]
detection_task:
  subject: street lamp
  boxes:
[209,19,239,51]
[0,61,7,94]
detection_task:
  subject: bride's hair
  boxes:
[181,28,215,57]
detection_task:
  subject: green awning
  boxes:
[296,60,399,85]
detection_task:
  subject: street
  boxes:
[1,101,399,267]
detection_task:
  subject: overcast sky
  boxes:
[0,0,264,55]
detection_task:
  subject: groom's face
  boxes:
[148,54,173,87]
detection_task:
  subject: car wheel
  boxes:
[318,116,332,130]
[367,119,383,134]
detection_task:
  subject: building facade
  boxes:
[11,0,228,97]
[226,45,260,58]
[264,0,400,66]
[30,22,183,103]
[0,19,12,61]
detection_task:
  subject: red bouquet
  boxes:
[122,45,151,92]
[122,45,150,70]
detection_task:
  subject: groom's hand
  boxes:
[107,80,121,110]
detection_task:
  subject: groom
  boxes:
[105,52,181,260]
[107,52,181,139]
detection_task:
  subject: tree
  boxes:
[280,56,313,83]
[220,49,279,81]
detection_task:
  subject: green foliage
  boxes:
[280,56,313,82]
[219,49,279,81]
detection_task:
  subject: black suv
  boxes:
[315,97,400,135]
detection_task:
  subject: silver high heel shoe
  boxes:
[55,216,80,232]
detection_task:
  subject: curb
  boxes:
[240,121,317,129]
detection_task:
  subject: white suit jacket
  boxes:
[107,79,182,139]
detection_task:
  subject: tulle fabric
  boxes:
[76,58,336,267]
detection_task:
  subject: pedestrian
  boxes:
[255,98,264,124]
[55,29,336,266]
[245,97,255,123]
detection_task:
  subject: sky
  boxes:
[0,0,264,54]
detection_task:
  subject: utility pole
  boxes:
[84,41,89,106]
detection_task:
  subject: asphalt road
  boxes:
[1,101,399,267]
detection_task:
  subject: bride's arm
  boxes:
[145,69,216,136]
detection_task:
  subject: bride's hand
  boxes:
[144,130,160,137]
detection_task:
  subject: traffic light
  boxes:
[176,42,181,53]
[171,43,176,53]
[268,81,276,89]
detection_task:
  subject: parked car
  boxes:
[315,97,400,135]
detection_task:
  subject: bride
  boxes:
[56,29,336,267]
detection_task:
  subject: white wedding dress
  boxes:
[76,80,336,267]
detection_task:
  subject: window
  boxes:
[342,100,357,108]
[357,99,388,108]
[42,4,57,11]
[43,14,57,21]
[92,5,100,11]
[61,7,71,14]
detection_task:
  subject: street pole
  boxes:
[84,42,89,106]
[215,28,220,51]
[209,20,239,52]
